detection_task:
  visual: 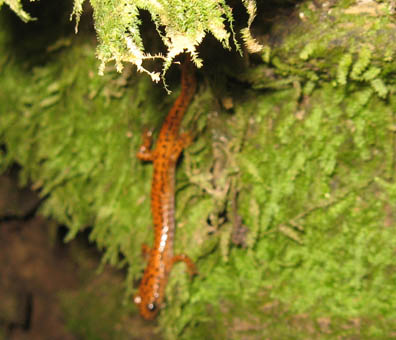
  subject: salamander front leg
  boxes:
[171,254,197,277]
[137,128,154,162]
[141,243,151,260]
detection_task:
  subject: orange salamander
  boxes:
[134,54,197,320]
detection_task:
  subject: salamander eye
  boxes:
[147,303,157,312]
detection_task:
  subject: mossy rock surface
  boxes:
[1,0,396,338]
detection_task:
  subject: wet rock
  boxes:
[0,175,40,219]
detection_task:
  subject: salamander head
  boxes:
[134,293,160,320]
[134,269,165,320]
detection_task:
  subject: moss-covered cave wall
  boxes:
[1,0,396,338]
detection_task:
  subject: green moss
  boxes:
[2,0,396,339]
[0,0,35,22]
[71,0,249,82]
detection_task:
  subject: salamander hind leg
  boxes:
[137,128,154,162]
[170,132,193,162]
[170,254,197,277]
[179,132,193,149]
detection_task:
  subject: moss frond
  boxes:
[0,0,36,22]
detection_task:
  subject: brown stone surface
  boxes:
[0,175,40,218]
[0,218,77,340]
